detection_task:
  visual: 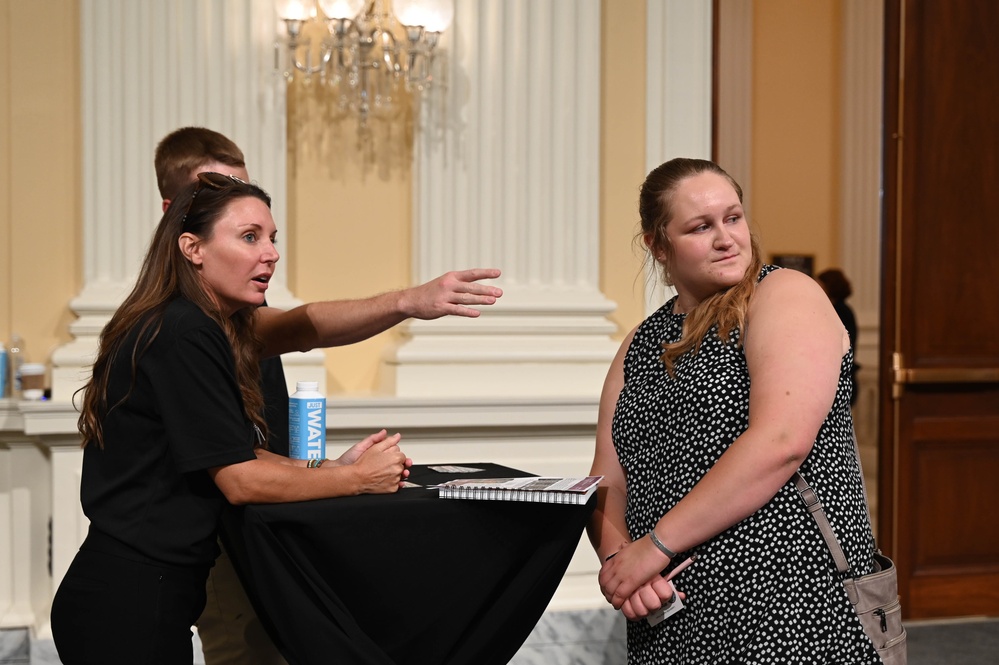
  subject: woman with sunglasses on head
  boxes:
[588,159,882,663]
[51,174,411,664]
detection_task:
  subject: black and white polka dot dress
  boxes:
[612,265,882,664]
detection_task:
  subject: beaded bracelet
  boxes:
[649,530,678,559]
[306,458,329,469]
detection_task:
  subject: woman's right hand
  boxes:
[348,432,409,494]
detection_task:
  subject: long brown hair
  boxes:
[77,175,271,449]
[638,158,763,375]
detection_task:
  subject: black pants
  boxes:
[52,534,209,665]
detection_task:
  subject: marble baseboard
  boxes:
[27,640,56,665]
[18,609,624,665]
[511,608,626,665]
[511,640,627,665]
[0,628,29,665]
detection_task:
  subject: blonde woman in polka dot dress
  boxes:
[587,158,882,663]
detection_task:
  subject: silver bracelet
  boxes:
[649,530,677,559]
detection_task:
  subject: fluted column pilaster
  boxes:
[383,0,619,398]
[840,0,884,435]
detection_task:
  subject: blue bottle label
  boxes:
[289,396,326,460]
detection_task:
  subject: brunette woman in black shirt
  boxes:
[51,174,410,664]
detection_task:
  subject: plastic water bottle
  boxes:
[8,335,24,399]
[289,381,326,461]
[0,340,7,399]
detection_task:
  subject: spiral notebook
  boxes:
[436,475,602,505]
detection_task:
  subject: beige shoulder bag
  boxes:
[793,434,907,664]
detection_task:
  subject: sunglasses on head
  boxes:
[180,171,253,229]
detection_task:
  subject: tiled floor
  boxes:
[12,613,999,663]
[8,610,625,665]
[8,610,627,665]
[509,609,626,665]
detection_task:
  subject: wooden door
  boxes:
[880,0,999,619]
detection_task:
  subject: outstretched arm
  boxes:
[599,269,850,609]
[255,268,503,357]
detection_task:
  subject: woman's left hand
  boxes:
[334,430,385,466]
[621,577,686,621]
[598,536,671,609]
[335,430,413,480]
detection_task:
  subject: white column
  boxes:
[840,0,884,333]
[51,0,323,402]
[43,440,87,637]
[383,0,619,398]
[840,0,884,437]
[643,0,714,313]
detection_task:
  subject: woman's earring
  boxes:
[656,256,670,283]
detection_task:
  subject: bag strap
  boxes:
[793,431,868,575]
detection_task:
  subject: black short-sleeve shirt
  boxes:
[260,355,289,456]
[81,298,257,567]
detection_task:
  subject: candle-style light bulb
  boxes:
[275,0,318,21]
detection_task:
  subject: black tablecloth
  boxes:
[222,463,595,665]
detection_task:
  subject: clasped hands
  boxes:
[336,430,413,492]
[599,537,685,621]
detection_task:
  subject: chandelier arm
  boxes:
[282,18,326,78]
[277,0,449,144]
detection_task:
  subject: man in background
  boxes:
[154,126,503,665]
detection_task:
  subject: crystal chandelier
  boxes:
[274,0,453,140]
